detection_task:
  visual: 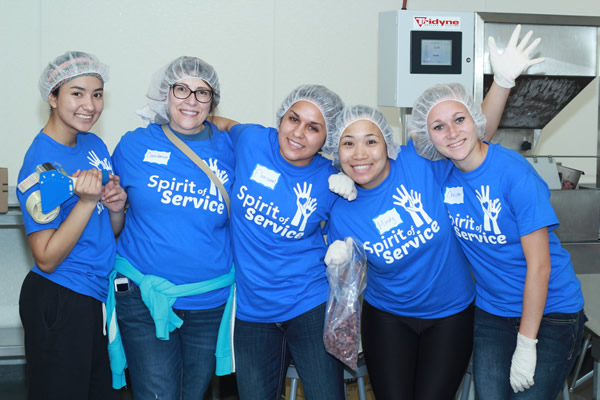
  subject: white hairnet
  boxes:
[39,51,109,102]
[139,56,221,124]
[275,84,344,140]
[323,105,400,168]
[409,83,486,161]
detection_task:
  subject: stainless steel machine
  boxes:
[475,13,600,267]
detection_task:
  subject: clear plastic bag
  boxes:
[323,237,367,370]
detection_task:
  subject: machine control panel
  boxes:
[410,30,463,74]
[378,10,474,107]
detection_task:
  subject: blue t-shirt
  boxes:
[230,123,338,322]
[112,122,234,310]
[17,131,117,302]
[327,141,475,318]
[442,143,583,316]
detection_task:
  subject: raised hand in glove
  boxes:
[328,172,357,201]
[324,238,354,268]
[488,24,545,88]
[509,332,538,393]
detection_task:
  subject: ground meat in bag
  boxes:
[323,237,367,370]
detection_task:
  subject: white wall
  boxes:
[1,0,600,327]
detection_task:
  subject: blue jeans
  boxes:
[115,282,225,400]
[473,307,585,399]
[234,302,345,400]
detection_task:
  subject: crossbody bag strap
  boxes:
[161,124,230,217]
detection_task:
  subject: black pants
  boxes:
[361,301,474,400]
[19,271,118,400]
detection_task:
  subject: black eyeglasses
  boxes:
[170,84,214,103]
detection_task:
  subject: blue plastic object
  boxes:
[39,170,75,214]
[39,169,110,213]
[102,169,110,185]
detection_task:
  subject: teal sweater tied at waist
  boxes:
[106,254,236,389]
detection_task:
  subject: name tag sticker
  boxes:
[444,186,464,204]
[251,164,280,189]
[373,208,403,235]
[143,149,171,165]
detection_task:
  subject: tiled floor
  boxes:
[0,366,239,400]
[0,364,594,399]
[565,380,593,400]
[560,363,595,400]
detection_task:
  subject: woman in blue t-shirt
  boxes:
[323,105,476,400]
[17,51,126,400]
[409,82,585,399]
[110,56,235,399]
[213,84,348,400]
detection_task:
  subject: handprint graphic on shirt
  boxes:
[392,184,432,227]
[291,182,317,232]
[86,150,112,214]
[475,185,502,234]
[207,158,229,201]
[87,151,113,173]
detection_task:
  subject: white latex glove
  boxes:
[488,24,545,88]
[324,238,354,268]
[509,332,538,393]
[328,172,357,201]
